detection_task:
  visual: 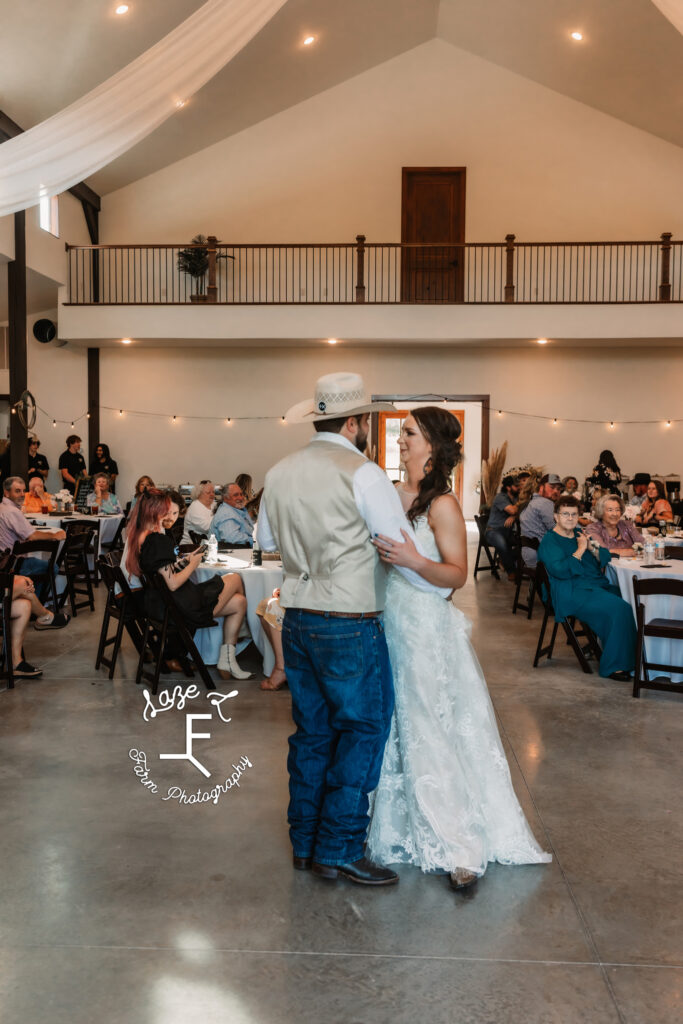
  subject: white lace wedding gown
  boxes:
[367,516,551,876]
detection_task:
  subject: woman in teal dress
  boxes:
[537,495,636,681]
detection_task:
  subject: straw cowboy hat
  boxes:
[285,372,397,423]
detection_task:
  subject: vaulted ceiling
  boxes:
[1,0,681,197]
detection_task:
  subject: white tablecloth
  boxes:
[192,555,284,674]
[25,513,123,555]
[607,558,683,682]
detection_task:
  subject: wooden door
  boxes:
[401,168,466,302]
[377,409,464,505]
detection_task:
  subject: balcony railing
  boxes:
[64,233,681,305]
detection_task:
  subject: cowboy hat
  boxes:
[285,372,396,423]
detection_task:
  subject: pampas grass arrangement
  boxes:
[480,442,508,507]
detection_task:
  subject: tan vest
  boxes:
[264,438,387,612]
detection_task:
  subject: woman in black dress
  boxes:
[126,489,251,679]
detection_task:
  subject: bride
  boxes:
[366,407,551,889]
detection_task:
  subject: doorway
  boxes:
[401,168,466,302]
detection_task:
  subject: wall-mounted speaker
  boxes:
[33,319,57,344]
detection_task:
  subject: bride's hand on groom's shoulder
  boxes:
[372,529,422,570]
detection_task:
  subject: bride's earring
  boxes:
[423,456,433,475]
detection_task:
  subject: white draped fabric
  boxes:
[650,0,683,35]
[0,0,287,217]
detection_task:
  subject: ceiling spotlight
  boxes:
[175,99,187,109]
[303,35,316,45]
[115,4,130,14]
[536,338,548,345]
[327,338,338,345]
[121,337,132,344]
[570,31,583,41]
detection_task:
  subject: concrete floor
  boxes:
[0,540,681,1024]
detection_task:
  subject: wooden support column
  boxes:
[87,349,100,456]
[8,210,28,481]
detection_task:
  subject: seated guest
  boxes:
[210,483,254,547]
[87,472,123,514]
[23,475,56,513]
[628,472,650,509]
[236,471,263,518]
[484,474,520,579]
[637,479,673,525]
[89,442,119,491]
[585,494,645,557]
[163,488,186,547]
[519,473,563,566]
[129,475,155,513]
[256,588,287,691]
[7,573,71,677]
[181,480,216,544]
[28,438,49,482]
[561,476,582,501]
[538,496,636,680]
[0,477,66,594]
[127,488,251,678]
[58,434,87,495]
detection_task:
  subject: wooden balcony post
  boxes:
[355,234,366,303]
[504,234,515,303]
[206,235,218,303]
[659,232,672,302]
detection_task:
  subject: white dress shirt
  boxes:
[256,432,451,597]
[181,499,214,545]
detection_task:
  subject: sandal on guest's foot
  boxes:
[449,868,478,891]
[260,668,288,691]
[13,661,43,678]
[609,670,632,682]
[34,612,71,631]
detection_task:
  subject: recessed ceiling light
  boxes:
[115,4,130,14]
[303,35,316,46]
[536,338,549,345]
[570,31,583,41]
[121,338,132,344]
[327,338,338,345]
[175,99,187,109]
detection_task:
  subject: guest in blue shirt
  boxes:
[538,495,636,681]
[210,482,254,546]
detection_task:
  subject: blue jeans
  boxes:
[15,556,51,600]
[282,609,394,865]
[485,526,515,573]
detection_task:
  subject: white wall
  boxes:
[25,191,90,282]
[26,310,89,491]
[93,344,682,511]
[101,38,683,244]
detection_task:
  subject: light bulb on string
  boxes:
[497,410,502,417]
[281,416,286,422]
[52,419,56,428]
[552,418,558,426]
[119,409,123,417]
[10,407,15,415]
[70,421,74,428]
[226,417,232,425]
[666,420,672,427]
[86,412,90,419]
[172,415,177,423]
[608,421,614,429]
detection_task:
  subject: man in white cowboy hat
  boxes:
[256,372,450,887]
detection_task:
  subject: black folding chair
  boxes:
[632,576,683,699]
[533,562,603,674]
[189,529,208,547]
[473,514,500,580]
[100,515,126,554]
[512,530,539,618]
[56,521,97,615]
[12,538,60,612]
[0,567,17,690]
[136,573,216,695]
[95,553,145,679]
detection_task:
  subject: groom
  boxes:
[256,372,449,886]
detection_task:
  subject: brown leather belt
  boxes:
[300,609,381,619]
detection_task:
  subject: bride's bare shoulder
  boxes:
[429,493,465,526]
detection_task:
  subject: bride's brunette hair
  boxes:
[125,487,171,578]
[406,406,462,523]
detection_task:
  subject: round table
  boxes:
[606,557,683,683]
[25,512,124,553]
[192,555,283,674]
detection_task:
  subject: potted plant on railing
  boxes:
[177,234,210,302]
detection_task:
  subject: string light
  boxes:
[70,421,74,428]
[226,417,232,425]
[172,415,177,423]
[52,420,56,428]
[608,421,615,429]
[86,412,90,419]
[552,418,558,426]
[10,407,15,415]
[119,409,124,417]
[666,420,672,427]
